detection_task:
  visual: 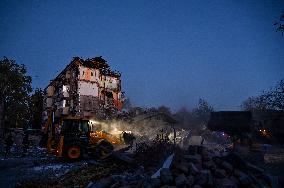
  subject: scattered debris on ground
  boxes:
[1,130,284,188]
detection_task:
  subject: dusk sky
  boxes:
[0,0,283,111]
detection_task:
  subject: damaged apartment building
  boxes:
[44,56,124,120]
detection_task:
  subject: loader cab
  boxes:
[57,118,91,160]
[61,119,90,136]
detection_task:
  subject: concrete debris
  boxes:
[238,173,253,186]
[151,153,174,178]
[150,178,161,187]
[194,170,209,186]
[215,168,227,178]
[187,175,194,186]
[160,168,174,184]
[221,161,234,173]
[183,154,202,164]
[189,162,200,175]
[90,177,115,188]
[174,174,187,187]
[246,162,265,174]
[79,145,273,188]
[175,162,189,174]
[219,178,238,188]
[111,151,134,164]
[187,136,204,146]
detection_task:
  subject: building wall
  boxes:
[78,81,99,96]
[78,66,100,82]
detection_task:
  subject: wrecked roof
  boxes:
[46,56,120,89]
[75,56,110,69]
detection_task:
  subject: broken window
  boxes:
[106,91,113,99]
[79,121,89,133]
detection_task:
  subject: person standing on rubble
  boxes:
[122,131,136,148]
[4,133,13,159]
[22,132,29,157]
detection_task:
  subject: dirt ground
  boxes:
[0,147,92,188]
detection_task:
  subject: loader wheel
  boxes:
[66,145,82,160]
[96,140,114,159]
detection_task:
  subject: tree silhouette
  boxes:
[30,88,44,129]
[0,57,32,136]
[274,11,284,36]
[242,79,284,111]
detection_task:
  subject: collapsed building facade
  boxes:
[43,56,124,120]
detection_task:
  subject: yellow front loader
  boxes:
[41,113,134,160]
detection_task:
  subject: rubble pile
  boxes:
[134,135,174,171]
[90,146,272,188]
[167,146,272,188]
[86,146,272,188]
